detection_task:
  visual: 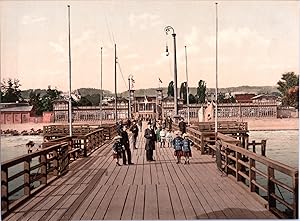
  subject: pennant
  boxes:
[159,78,162,83]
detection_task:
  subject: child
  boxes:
[182,133,193,164]
[166,129,173,148]
[112,135,124,166]
[172,131,183,164]
[159,128,166,148]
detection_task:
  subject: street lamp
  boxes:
[128,74,134,119]
[164,26,178,116]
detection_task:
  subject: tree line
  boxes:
[1,72,299,116]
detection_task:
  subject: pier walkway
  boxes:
[4,131,277,220]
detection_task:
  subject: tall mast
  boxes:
[114,44,117,123]
[67,5,72,136]
[215,2,218,136]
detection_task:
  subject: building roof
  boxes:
[0,106,33,112]
[251,94,277,100]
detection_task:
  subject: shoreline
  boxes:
[0,118,298,133]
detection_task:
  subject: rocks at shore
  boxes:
[0,128,43,136]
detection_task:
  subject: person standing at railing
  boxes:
[144,122,156,161]
[130,120,139,149]
[182,133,193,164]
[120,126,134,165]
[173,131,183,164]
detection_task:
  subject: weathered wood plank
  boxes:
[92,184,118,220]
[144,184,158,220]
[104,185,130,219]
[157,185,174,219]
[121,184,138,220]
[132,184,145,220]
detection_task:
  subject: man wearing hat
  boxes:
[172,131,183,164]
[144,122,156,161]
[120,126,134,165]
[130,120,139,149]
[112,135,123,166]
[182,133,193,164]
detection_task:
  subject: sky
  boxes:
[0,0,299,93]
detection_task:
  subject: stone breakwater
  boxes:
[0,129,43,136]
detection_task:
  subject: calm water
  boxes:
[249,130,298,168]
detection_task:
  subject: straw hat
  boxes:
[114,135,122,140]
[183,133,189,138]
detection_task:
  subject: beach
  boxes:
[0,118,298,132]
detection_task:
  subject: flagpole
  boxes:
[67,5,72,137]
[185,46,190,125]
[215,2,218,138]
[100,46,103,126]
[114,44,117,123]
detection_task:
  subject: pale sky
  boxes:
[0,0,299,93]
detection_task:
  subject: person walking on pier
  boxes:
[179,118,187,134]
[173,131,183,164]
[130,120,139,149]
[159,128,166,147]
[120,126,134,165]
[144,122,156,161]
[166,116,173,131]
[166,129,173,148]
[112,135,123,166]
[182,133,193,164]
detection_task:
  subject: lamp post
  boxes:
[100,46,103,126]
[164,26,178,116]
[128,74,133,119]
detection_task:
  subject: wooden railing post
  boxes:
[249,158,256,192]
[53,150,58,176]
[236,151,241,182]
[40,154,47,184]
[252,140,256,153]
[1,168,8,212]
[83,138,87,157]
[261,140,266,156]
[24,160,30,195]
[267,167,276,210]
[293,171,298,219]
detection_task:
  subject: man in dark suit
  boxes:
[144,122,156,161]
[179,118,187,134]
[120,126,134,165]
[130,120,139,149]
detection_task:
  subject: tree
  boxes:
[189,94,197,104]
[179,82,188,104]
[1,78,23,102]
[277,72,299,109]
[167,81,174,97]
[196,80,206,104]
[29,90,43,115]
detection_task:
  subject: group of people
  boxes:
[112,116,193,165]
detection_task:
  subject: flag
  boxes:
[159,78,162,83]
[132,78,135,83]
[144,95,148,103]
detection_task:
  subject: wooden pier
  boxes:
[1,122,298,220]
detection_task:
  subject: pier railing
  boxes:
[174,122,298,219]
[1,142,70,216]
[216,139,298,219]
[1,124,116,218]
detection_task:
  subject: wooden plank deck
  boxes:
[5,130,278,220]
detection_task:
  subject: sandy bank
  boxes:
[0,118,298,132]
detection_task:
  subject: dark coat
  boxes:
[130,124,139,137]
[120,130,130,149]
[179,121,187,134]
[144,128,156,150]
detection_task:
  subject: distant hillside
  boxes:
[21,86,279,100]
[120,86,279,97]
[77,88,112,97]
